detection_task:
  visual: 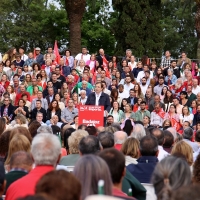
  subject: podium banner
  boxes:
[78,105,104,127]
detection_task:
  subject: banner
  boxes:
[78,105,104,127]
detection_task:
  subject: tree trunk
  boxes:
[65,0,86,55]
[195,2,200,61]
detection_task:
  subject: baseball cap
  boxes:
[35,47,41,51]
[0,162,5,185]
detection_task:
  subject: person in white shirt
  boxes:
[74,47,91,67]
[180,106,194,126]
[137,64,153,83]
[102,81,111,96]
[150,103,165,127]
[192,79,200,95]
[118,84,129,99]
[151,128,169,161]
[124,75,134,92]
[128,55,137,71]
[140,77,149,96]
[19,46,28,61]
[79,90,87,105]
[0,53,2,62]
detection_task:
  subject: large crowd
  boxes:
[0,46,200,200]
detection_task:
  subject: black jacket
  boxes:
[85,92,111,112]
[0,104,15,121]
[97,54,110,66]
[46,109,61,121]
[13,106,29,119]
[31,107,47,122]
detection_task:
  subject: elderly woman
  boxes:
[165,69,177,86]
[76,59,85,76]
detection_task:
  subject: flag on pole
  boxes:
[54,40,61,64]
[33,48,36,59]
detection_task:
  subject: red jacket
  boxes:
[6,165,54,200]
[15,92,30,106]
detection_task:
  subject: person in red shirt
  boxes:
[0,74,10,89]
[15,84,30,106]
[5,133,61,200]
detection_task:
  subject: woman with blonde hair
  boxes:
[171,140,193,166]
[4,134,31,166]
[121,138,140,166]
[13,114,28,128]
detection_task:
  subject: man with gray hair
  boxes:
[37,125,53,134]
[114,131,127,150]
[79,90,87,105]
[131,124,146,141]
[80,80,92,96]
[183,127,199,152]
[6,133,61,200]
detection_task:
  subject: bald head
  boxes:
[114,131,127,144]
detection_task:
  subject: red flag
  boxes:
[54,40,61,64]
[33,48,36,59]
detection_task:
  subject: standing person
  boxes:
[35,47,44,66]
[85,82,111,114]
[160,50,173,70]
[97,48,110,68]
[44,46,56,61]
[74,47,91,68]
[177,51,192,69]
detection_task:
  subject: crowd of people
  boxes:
[0,46,200,199]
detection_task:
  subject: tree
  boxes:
[112,0,164,58]
[81,0,115,55]
[64,0,86,55]
[0,0,68,53]
[161,0,197,58]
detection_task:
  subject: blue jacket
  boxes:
[36,54,44,66]
[60,65,71,77]
[127,156,158,184]
[85,92,111,112]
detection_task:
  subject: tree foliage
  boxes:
[161,0,197,58]
[0,0,68,53]
[112,0,164,58]
[81,0,115,55]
